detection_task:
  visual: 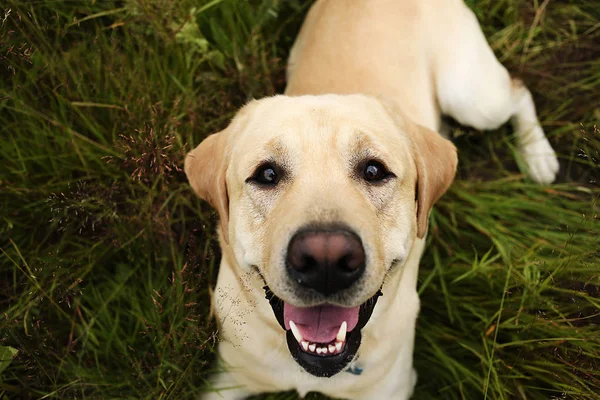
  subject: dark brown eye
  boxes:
[363,160,392,182]
[250,163,281,186]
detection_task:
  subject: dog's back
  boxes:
[286,0,559,183]
[286,0,439,129]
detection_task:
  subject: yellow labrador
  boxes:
[185,1,558,399]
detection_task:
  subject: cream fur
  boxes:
[186,1,558,399]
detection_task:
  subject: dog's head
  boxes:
[185,94,456,377]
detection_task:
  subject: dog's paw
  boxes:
[519,133,559,184]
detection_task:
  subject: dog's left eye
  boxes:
[362,160,394,183]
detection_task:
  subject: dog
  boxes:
[185,1,559,399]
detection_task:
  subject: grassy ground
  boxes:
[1,0,599,399]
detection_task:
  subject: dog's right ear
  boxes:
[184,102,255,243]
[185,129,231,241]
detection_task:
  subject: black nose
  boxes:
[286,228,366,295]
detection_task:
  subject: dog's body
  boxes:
[186,1,559,399]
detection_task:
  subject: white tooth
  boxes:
[289,321,303,343]
[316,347,323,355]
[321,346,328,355]
[301,341,309,351]
[336,321,347,342]
[328,344,336,353]
[335,341,343,352]
[309,343,316,352]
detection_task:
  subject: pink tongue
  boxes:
[283,303,360,343]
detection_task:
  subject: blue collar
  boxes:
[345,365,363,375]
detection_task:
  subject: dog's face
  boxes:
[185,94,456,377]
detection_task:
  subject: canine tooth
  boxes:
[289,321,303,343]
[336,321,347,342]
[301,341,309,351]
[328,344,336,353]
[309,343,316,352]
[335,341,343,352]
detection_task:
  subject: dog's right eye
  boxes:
[248,163,282,186]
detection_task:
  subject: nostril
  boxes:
[337,254,361,271]
[301,255,317,270]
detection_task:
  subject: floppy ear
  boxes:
[185,129,231,242]
[184,102,257,242]
[378,97,457,238]
[409,123,458,238]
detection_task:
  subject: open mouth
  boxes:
[264,286,382,377]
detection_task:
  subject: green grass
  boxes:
[0,0,598,399]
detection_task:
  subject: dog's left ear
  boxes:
[184,102,256,243]
[408,123,458,238]
[379,98,457,238]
